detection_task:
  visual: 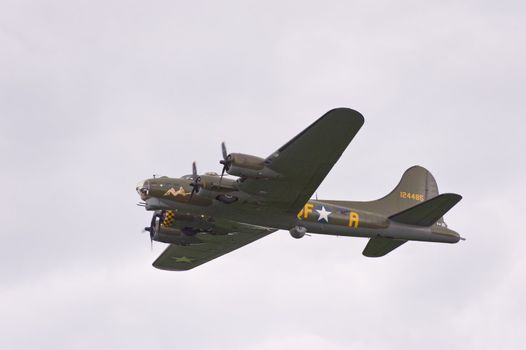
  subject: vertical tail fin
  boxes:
[368,165,440,216]
[323,166,444,219]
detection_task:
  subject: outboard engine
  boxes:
[144,211,202,245]
[219,142,280,179]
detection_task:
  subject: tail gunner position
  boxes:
[136,108,463,271]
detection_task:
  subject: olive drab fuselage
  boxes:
[137,172,460,245]
[136,108,463,271]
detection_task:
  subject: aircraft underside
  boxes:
[136,108,463,270]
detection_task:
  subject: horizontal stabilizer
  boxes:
[389,193,462,226]
[363,237,407,257]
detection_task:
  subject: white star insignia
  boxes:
[316,206,331,222]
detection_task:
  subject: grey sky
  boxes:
[1,1,525,349]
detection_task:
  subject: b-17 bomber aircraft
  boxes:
[136,108,463,271]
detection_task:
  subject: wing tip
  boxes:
[441,192,463,203]
[326,107,365,126]
[152,262,194,271]
[362,252,387,258]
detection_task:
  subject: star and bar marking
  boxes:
[297,203,360,228]
[316,206,331,222]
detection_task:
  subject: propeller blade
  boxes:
[219,166,226,185]
[219,142,230,185]
[143,212,160,250]
[221,141,228,160]
[189,186,197,202]
[189,162,203,201]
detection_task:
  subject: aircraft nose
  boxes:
[136,180,150,199]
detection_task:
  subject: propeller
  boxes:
[219,142,232,184]
[189,161,202,201]
[143,211,162,249]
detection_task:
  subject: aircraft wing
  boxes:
[152,226,276,271]
[239,108,364,214]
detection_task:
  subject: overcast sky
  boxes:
[1,1,525,349]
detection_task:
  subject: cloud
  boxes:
[1,0,525,349]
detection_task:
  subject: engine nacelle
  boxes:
[289,226,307,239]
[226,153,280,179]
[154,225,184,243]
[146,211,208,245]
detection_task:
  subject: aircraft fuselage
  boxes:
[137,175,460,246]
